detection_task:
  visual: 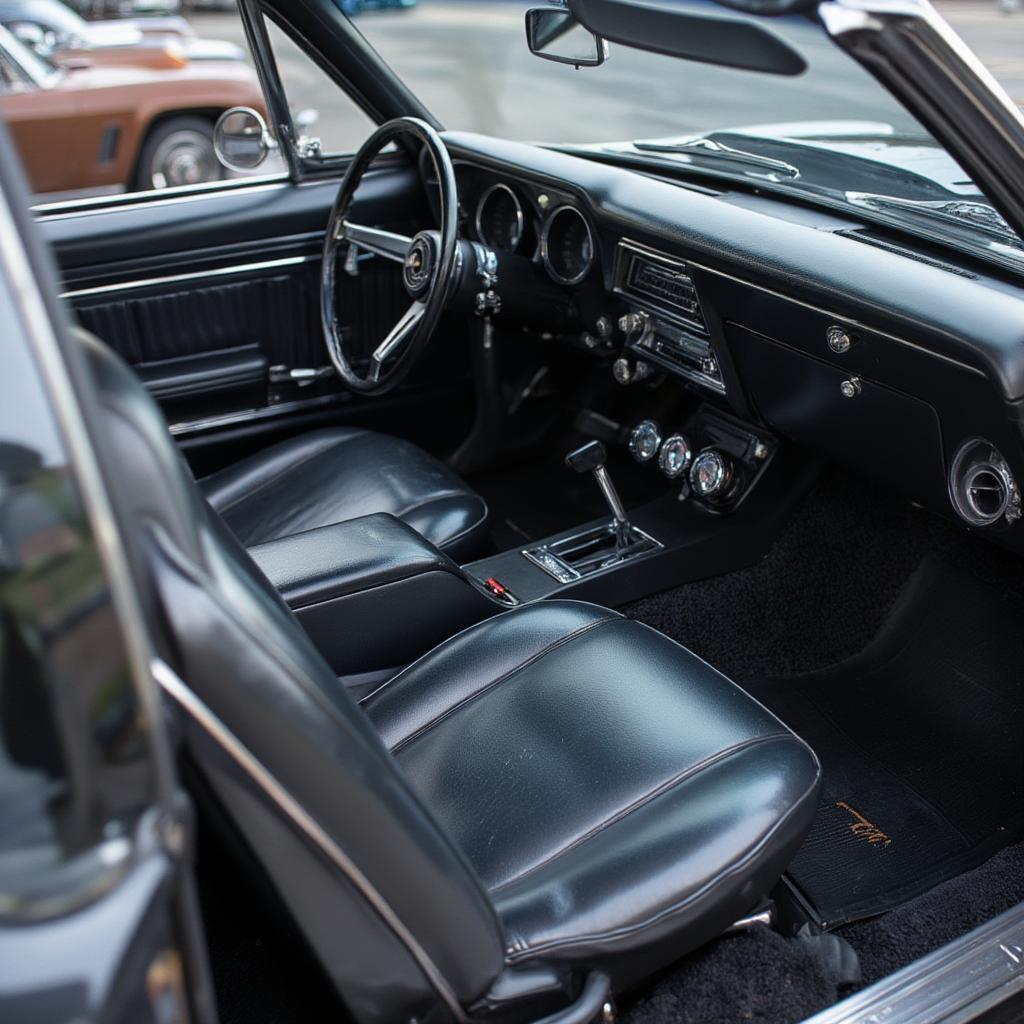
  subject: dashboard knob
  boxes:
[613,357,652,386]
[690,449,734,500]
[628,420,662,463]
[595,315,614,341]
[658,434,693,479]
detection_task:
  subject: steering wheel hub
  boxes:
[403,232,436,296]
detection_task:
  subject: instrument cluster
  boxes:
[464,167,598,288]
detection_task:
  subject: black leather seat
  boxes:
[199,426,490,563]
[78,330,822,1024]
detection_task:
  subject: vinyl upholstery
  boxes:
[79,328,822,1019]
[365,602,822,983]
[199,426,490,562]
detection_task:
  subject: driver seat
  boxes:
[197,426,491,562]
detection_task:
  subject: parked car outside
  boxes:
[0,0,245,64]
[0,23,265,196]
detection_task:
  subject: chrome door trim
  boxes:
[803,898,1024,1024]
[60,254,318,301]
[150,658,469,1024]
[168,393,344,438]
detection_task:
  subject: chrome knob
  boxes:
[827,325,852,354]
[618,311,650,337]
[658,434,693,479]
[595,315,614,341]
[628,420,662,463]
[613,357,652,386]
[690,449,734,500]
[840,376,863,399]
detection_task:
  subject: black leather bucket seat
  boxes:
[198,427,490,563]
[80,330,821,1024]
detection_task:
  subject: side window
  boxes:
[0,3,280,204]
[263,15,375,159]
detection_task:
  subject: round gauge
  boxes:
[475,183,524,252]
[541,205,594,286]
[658,434,693,479]
[628,420,662,463]
[690,449,734,500]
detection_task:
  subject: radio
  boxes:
[613,240,725,394]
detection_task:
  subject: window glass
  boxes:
[0,0,281,204]
[0,276,154,906]
[263,14,375,158]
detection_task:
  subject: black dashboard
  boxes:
[444,131,1024,554]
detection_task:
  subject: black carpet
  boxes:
[621,926,844,1024]
[624,469,1024,681]
[747,555,1024,926]
[622,839,1024,1024]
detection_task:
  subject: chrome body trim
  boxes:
[150,658,468,1024]
[802,898,1024,1024]
[474,182,525,252]
[60,254,317,300]
[33,176,291,219]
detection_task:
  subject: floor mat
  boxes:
[747,554,1024,927]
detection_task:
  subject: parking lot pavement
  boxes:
[193,0,1023,147]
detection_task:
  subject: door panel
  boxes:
[40,164,474,472]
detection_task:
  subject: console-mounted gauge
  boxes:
[628,420,661,463]
[475,182,524,252]
[541,205,594,286]
[658,434,693,479]
[690,449,734,501]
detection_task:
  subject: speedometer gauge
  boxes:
[475,183,524,251]
[542,205,594,286]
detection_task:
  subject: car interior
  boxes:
[11,1,1024,1022]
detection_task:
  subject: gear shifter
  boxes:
[565,440,631,549]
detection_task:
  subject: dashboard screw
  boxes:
[840,377,863,399]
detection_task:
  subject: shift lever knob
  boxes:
[565,440,607,474]
[565,440,631,548]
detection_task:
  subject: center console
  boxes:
[249,513,512,694]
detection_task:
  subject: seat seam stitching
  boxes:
[502,754,822,960]
[209,434,356,515]
[359,604,623,706]
[389,615,620,753]
[488,732,794,896]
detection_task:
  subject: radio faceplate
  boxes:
[613,239,725,394]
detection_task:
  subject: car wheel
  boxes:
[135,116,223,191]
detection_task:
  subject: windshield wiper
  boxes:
[633,136,801,181]
[845,192,1021,247]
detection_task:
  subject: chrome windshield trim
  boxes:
[150,658,468,1024]
[60,254,317,300]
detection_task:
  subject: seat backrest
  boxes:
[77,329,505,1024]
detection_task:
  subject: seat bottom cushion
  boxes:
[363,602,821,985]
[198,426,490,562]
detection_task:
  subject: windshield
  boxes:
[353,0,1024,271]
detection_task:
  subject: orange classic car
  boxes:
[0,22,266,197]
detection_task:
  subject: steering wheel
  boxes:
[321,117,459,395]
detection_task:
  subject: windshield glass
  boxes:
[353,0,1024,271]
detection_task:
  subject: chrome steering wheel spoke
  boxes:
[369,301,426,383]
[321,117,459,395]
[339,222,413,263]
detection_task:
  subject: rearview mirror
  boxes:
[213,107,275,172]
[526,8,608,68]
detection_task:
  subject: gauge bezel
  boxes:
[658,434,693,479]
[475,182,525,252]
[628,420,662,463]
[541,204,595,286]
